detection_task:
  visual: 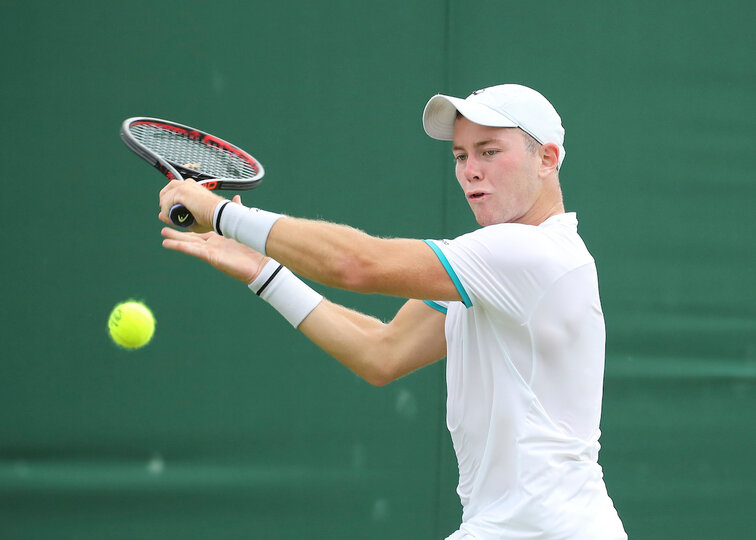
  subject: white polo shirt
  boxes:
[424,213,626,540]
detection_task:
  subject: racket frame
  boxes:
[120,117,265,192]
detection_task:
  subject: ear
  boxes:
[539,143,560,176]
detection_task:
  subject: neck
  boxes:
[519,175,564,226]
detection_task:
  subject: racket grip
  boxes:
[169,204,195,227]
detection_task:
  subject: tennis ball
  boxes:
[108,301,155,349]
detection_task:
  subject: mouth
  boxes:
[467,191,487,201]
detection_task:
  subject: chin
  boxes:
[474,215,494,227]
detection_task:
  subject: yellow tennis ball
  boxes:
[108,301,155,349]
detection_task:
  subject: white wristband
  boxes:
[214,200,283,255]
[248,259,323,328]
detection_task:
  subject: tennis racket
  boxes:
[120,117,264,227]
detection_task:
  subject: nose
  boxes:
[462,155,482,182]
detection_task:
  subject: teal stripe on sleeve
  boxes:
[424,300,448,314]
[423,240,473,308]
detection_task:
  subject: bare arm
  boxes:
[298,298,447,386]
[266,218,460,301]
[158,180,462,302]
[160,222,447,385]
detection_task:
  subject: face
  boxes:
[452,117,543,226]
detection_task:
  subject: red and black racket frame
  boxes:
[120,117,264,226]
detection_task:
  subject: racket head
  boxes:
[120,117,264,191]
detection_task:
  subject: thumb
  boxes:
[232,194,243,205]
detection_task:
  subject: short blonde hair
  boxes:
[520,130,541,155]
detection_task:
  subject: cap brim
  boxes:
[422,94,519,140]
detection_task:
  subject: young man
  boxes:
[158,84,627,539]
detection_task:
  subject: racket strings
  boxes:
[129,124,258,179]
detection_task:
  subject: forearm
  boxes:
[248,257,396,384]
[266,217,393,291]
[250,256,446,384]
[299,298,447,386]
[215,200,460,300]
[159,184,446,296]
[298,300,394,385]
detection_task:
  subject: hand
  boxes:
[160,195,269,283]
[158,179,225,232]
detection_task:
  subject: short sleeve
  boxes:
[423,300,449,314]
[424,224,569,321]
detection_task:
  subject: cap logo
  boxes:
[471,89,486,95]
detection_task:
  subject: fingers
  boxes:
[160,227,209,259]
[162,238,205,259]
[158,179,219,231]
[158,180,183,224]
[160,227,213,243]
[161,226,194,240]
[159,225,266,283]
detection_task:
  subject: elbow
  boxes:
[363,365,398,387]
[358,337,402,387]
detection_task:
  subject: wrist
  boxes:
[214,201,283,255]
[249,259,323,328]
[196,188,227,230]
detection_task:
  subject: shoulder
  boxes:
[452,213,592,271]
[425,214,596,318]
[461,221,544,246]
[453,221,555,259]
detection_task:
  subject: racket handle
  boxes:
[169,204,195,227]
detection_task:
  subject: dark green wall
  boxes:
[1,1,753,538]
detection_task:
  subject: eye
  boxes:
[483,149,499,157]
[454,154,467,163]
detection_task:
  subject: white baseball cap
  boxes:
[422,84,566,169]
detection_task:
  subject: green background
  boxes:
[1,1,754,538]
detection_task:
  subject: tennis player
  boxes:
[158,84,627,539]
